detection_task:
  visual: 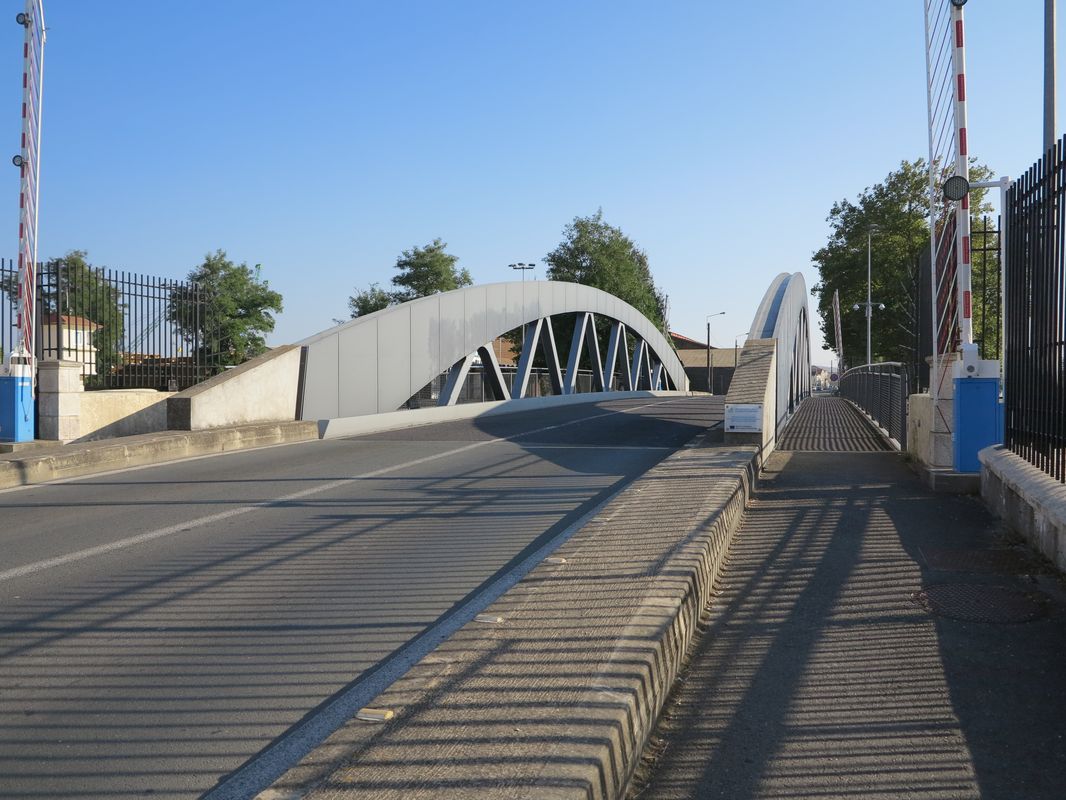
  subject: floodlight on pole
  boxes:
[706,312,725,394]
[509,262,536,282]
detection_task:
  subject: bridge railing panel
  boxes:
[839,363,909,448]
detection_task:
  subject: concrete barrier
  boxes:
[980,444,1066,572]
[168,345,302,431]
[259,435,759,800]
[0,420,319,491]
[317,390,696,439]
[723,338,777,462]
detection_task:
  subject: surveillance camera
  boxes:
[11,154,24,168]
[15,12,27,26]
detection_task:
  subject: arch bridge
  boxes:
[297,281,688,422]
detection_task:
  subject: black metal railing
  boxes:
[1005,136,1066,482]
[1,259,221,390]
[839,362,910,447]
[971,215,1002,360]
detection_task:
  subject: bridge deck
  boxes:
[777,395,889,452]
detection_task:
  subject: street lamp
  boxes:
[733,331,749,369]
[706,312,725,394]
[509,262,536,281]
[851,228,886,366]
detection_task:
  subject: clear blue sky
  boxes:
[5,1,1058,366]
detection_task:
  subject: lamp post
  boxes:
[851,229,884,366]
[509,262,536,281]
[509,263,536,359]
[733,332,749,369]
[706,312,725,394]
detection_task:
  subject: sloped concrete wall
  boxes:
[167,345,301,431]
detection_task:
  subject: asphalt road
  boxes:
[0,396,720,800]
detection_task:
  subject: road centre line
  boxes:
[0,398,679,584]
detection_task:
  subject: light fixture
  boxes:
[15,12,28,26]
[11,154,24,168]
[943,174,969,201]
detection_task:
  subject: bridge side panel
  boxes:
[340,321,377,417]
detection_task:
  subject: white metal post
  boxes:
[951,0,973,347]
[867,230,873,365]
[1047,0,1057,153]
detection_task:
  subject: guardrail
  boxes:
[839,363,909,448]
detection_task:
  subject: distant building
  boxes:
[38,313,100,372]
[670,331,739,394]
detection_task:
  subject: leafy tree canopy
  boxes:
[545,210,666,330]
[171,250,283,367]
[811,158,994,370]
[348,238,472,318]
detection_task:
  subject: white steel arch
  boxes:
[298,281,687,421]
[748,272,812,428]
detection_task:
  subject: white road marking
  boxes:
[0,398,679,583]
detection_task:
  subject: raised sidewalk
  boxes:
[632,398,1066,799]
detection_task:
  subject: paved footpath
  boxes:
[631,397,1066,800]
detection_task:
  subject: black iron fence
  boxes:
[971,215,1002,360]
[839,362,910,447]
[1,259,221,390]
[1005,136,1066,482]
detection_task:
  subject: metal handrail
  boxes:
[839,362,910,448]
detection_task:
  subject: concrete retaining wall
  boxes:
[168,345,302,431]
[77,390,173,442]
[980,444,1066,572]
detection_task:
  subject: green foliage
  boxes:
[348,238,471,318]
[811,158,994,369]
[170,250,283,367]
[348,283,392,318]
[391,238,472,301]
[545,210,666,330]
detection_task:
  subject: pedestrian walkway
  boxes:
[777,395,889,452]
[630,399,1066,799]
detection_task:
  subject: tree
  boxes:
[545,210,666,329]
[348,283,392,318]
[170,250,283,367]
[811,159,993,373]
[347,238,471,318]
[540,211,667,371]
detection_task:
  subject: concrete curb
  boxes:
[316,390,700,439]
[258,436,759,800]
[0,420,319,491]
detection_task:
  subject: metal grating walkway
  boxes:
[777,396,889,452]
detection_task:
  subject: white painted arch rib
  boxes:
[297,281,687,420]
[747,272,812,428]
